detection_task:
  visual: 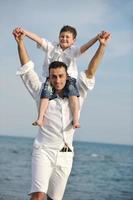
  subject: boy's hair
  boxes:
[59,25,77,39]
[49,61,68,73]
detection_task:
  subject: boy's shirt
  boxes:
[37,38,81,79]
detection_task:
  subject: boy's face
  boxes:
[49,67,68,93]
[59,31,75,50]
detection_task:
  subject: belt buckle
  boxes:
[60,146,72,152]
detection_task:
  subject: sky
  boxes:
[0,0,133,145]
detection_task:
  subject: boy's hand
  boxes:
[12,27,23,36]
[12,27,25,43]
[99,31,111,45]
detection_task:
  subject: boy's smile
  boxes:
[59,31,75,50]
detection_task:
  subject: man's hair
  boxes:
[49,61,68,73]
[59,25,77,39]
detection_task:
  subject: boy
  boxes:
[15,26,100,128]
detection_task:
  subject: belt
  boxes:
[60,146,72,152]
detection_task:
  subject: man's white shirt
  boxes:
[16,61,95,150]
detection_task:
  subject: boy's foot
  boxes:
[72,121,80,129]
[32,121,38,126]
[32,118,45,127]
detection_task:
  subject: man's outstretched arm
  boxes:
[13,28,30,65]
[13,28,42,98]
[85,32,111,79]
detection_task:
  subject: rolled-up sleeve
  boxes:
[37,38,50,52]
[72,46,81,58]
[78,72,95,107]
[16,61,42,99]
[79,72,95,90]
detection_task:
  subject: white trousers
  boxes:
[30,144,74,200]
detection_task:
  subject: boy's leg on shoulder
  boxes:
[32,77,53,127]
[69,96,80,128]
[66,76,80,128]
[32,98,49,127]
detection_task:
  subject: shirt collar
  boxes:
[49,88,68,100]
[57,43,73,51]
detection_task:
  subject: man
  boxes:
[13,29,110,200]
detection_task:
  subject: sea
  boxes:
[0,135,133,200]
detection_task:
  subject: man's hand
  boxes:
[99,31,111,46]
[13,27,30,65]
[12,27,25,43]
[85,31,111,79]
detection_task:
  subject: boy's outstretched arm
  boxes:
[14,27,43,46]
[23,29,43,45]
[85,32,111,79]
[80,34,99,54]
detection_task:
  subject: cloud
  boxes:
[108,30,133,58]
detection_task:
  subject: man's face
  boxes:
[59,31,75,50]
[49,67,68,93]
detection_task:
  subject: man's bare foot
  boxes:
[32,118,45,127]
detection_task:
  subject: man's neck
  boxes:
[55,89,65,98]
